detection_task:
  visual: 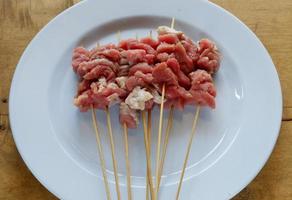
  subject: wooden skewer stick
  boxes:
[123,123,132,200]
[146,109,152,200]
[91,106,112,200]
[105,107,121,200]
[142,111,155,200]
[175,107,201,200]
[154,83,166,199]
[117,30,133,200]
[157,106,174,187]
[171,17,175,29]
[147,110,152,155]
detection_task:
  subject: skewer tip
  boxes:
[171,17,175,29]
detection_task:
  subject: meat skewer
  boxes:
[117,31,133,200]
[135,32,155,200]
[174,29,220,199]
[157,18,176,189]
[146,31,154,200]
[91,106,112,200]
[154,17,175,199]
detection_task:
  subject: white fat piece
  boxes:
[115,76,128,89]
[97,77,107,92]
[157,26,183,36]
[125,86,153,110]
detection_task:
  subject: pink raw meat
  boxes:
[121,49,147,65]
[197,39,220,74]
[166,58,191,89]
[152,62,178,86]
[119,102,138,128]
[72,47,90,72]
[158,33,179,44]
[187,69,216,108]
[140,37,159,48]
[174,42,194,74]
[129,62,153,76]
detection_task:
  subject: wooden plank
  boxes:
[233,121,292,200]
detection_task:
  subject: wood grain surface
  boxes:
[0,0,291,199]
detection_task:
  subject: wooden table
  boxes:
[0,0,291,199]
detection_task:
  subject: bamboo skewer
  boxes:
[154,83,166,199]
[142,111,155,200]
[158,106,174,187]
[146,109,152,200]
[123,123,132,200]
[117,30,133,200]
[105,107,121,200]
[91,106,111,200]
[175,107,201,200]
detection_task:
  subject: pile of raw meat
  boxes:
[72,26,220,128]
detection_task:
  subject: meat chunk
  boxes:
[90,43,119,59]
[129,62,153,76]
[119,102,139,129]
[127,40,156,54]
[126,71,154,91]
[166,58,191,89]
[140,37,159,48]
[72,47,90,72]
[74,78,126,111]
[121,49,147,65]
[83,65,116,81]
[152,62,178,86]
[181,38,199,63]
[158,33,179,44]
[197,39,220,74]
[74,90,94,112]
[174,42,194,74]
[187,70,216,108]
[77,79,91,95]
[157,43,176,53]
[118,39,138,50]
[77,58,116,77]
[118,65,130,76]
[94,49,120,61]
[157,53,169,62]
[144,54,156,64]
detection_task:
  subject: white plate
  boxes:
[9,0,282,199]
